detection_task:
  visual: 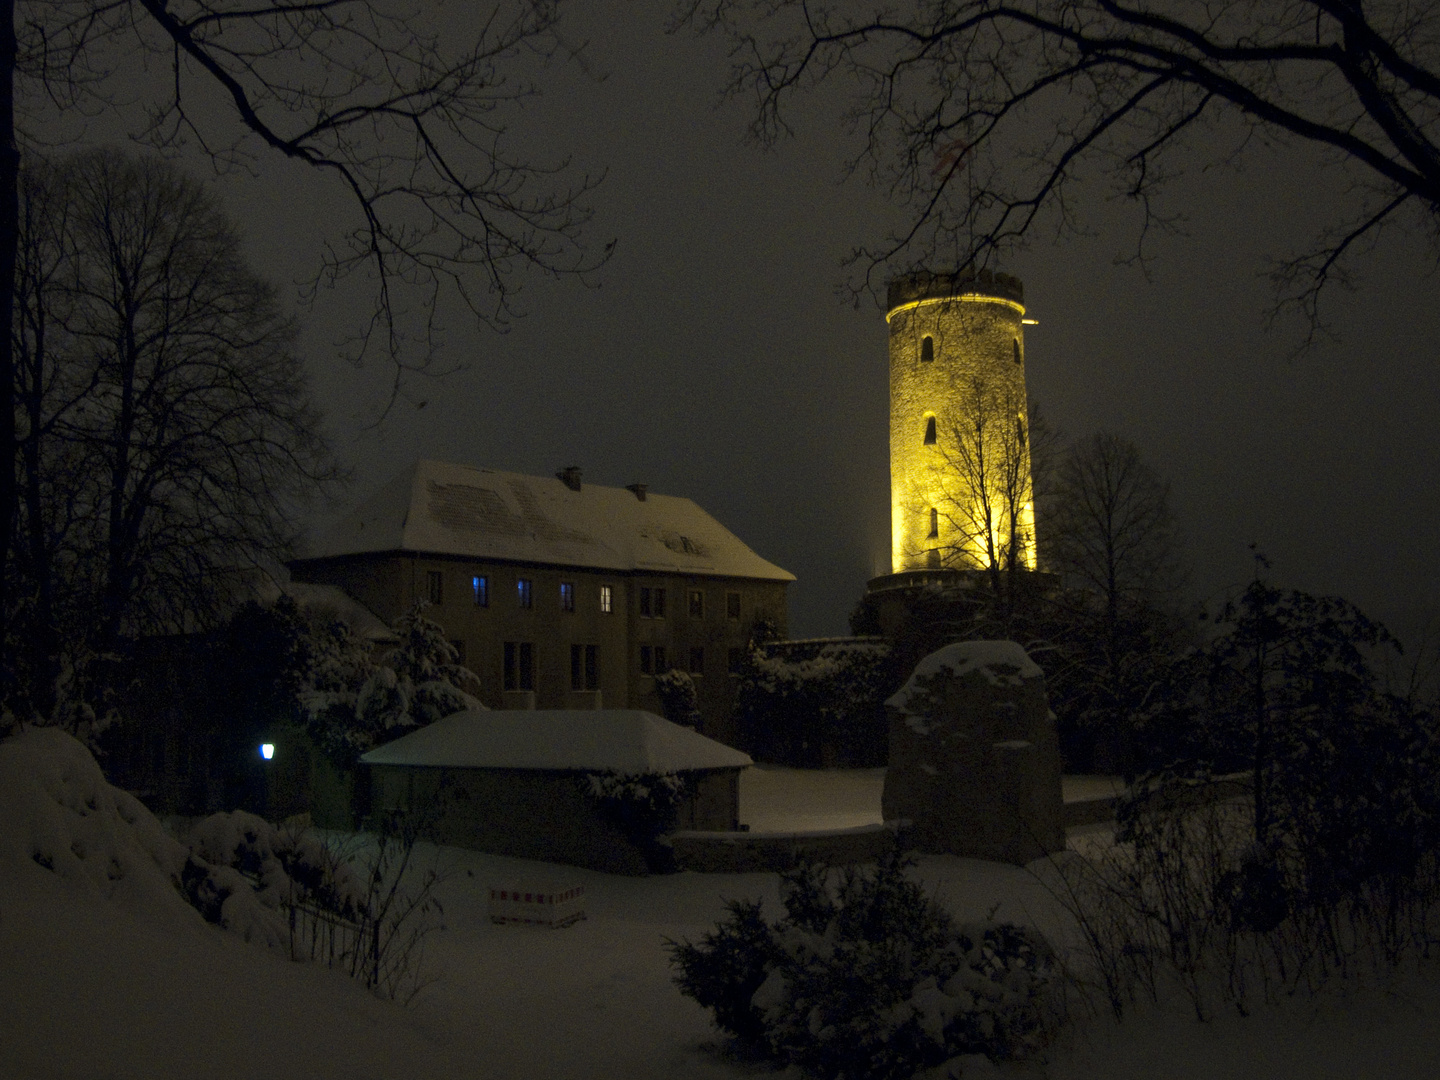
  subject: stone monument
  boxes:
[882,640,1064,865]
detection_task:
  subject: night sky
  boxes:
[110,2,1440,646]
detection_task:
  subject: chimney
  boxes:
[557,466,582,492]
[626,483,648,501]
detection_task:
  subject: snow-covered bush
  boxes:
[304,602,482,768]
[653,668,701,728]
[736,638,892,766]
[179,806,446,1001]
[582,769,689,872]
[669,851,1057,1078]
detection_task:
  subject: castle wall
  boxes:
[887,271,1035,573]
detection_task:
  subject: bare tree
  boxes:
[1046,431,1186,766]
[933,373,1035,605]
[1049,431,1183,628]
[681,0,1440,319]
[12,148,339,722]
[0,0,607,687]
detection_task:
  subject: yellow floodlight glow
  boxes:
[885,294,1026,322]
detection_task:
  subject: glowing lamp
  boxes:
[259,743,275,761]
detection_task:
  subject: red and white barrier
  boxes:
[488,884,586,928]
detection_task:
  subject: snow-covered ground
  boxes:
[3,733,1439,1079]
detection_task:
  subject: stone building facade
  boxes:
[887,269,1036,573]
[289,460,792,747]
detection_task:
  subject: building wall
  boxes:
[888,271,1035,574]
[369,764,743,874]
[291,554,788,746]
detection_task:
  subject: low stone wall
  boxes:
[669,822,901,873]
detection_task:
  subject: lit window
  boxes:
[600,585,613,613]
[570,644,599,691]
[517,578,532,609]
[472,575,489,607]
[928,508,939,538]
[689,647,705,676]
[924,416,937,445]
[560,581,575,612]
[504,641,535,691]
[689,590,704,618]
[921,336,934,363]
[426,570,443,605]
[726,592,741,620]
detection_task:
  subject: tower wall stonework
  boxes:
[887,270,1034,574]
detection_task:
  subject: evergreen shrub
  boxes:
[668,850,1056,1078]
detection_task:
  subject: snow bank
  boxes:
[0,726,199,925]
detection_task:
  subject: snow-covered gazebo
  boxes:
[360,709,752,874]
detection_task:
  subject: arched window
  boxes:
[928,507,939,538]
[923,416,937,445]
[921,336,935,363]
[1013,339,1021,364]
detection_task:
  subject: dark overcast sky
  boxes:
[177,2,1440,644]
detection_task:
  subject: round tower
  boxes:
[886,269,1036,574]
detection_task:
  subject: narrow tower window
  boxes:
[1016,416,1027,446]
[923,416,937,445]
[1013,339,1021,364]
[921,336,935,363]
[928,507,939,538]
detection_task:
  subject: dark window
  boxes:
[517,578,532,609]
[928,508,939,538]
[924,416,937,445]
[689,647,705,676]
[600,585,613,613]
[639,587,651,617]
[653,644,668,673]
[560,581,575,612]
[689,590,704,618]
[640,645,653,675]
[728,646,746,675]
[450,639,466,665]
[726,592,741,620]
[1013,339,1021,364]
[472,575,489,607]
[503,642,535,692]
[653,588,667,618]
[921,336,934,363]
[570,644,599,691]
[426,570,443,605]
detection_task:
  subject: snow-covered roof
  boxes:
[358,709,754,773]
[299,460,795,582]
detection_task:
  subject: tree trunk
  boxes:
[0,0,19,694]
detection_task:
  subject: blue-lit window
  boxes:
[472,575,489,607]
[560,581,575,612]
[517,578,533,609]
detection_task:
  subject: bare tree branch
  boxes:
[679,0,1440,325]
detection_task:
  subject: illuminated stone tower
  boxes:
[887,269,1036,574]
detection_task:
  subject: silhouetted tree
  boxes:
[682,0,1440,324]
[0,0,606,693]
[11,149,337,722]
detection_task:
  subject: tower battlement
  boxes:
[886,268,1025,314]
